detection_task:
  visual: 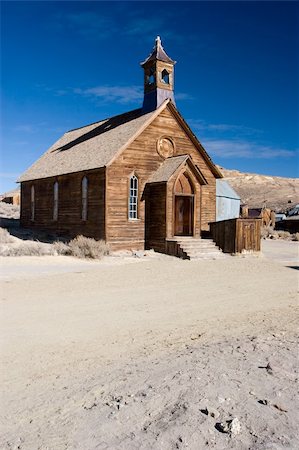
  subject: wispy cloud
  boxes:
[12,123,68,134]
[73,85,191,104]
[12,125,36,133]
[74,85,143,104]
[0,172,20,179]
[201,139,296,159]
[58,12,117,40]
[176,92,193,101]
[124,17,165,37]
[188,119,261,136]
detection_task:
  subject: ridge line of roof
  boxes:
[66,107,142,133]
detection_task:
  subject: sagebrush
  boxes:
[53,241,71,255]
[68,235,109,259]
[0,227,15,243]
[0,242,54,257]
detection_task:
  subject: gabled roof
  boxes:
[18,108,156,182]
[18,99,222,182]
[148,155,188,183]
[148,155,208,185]
[166,102,223,179]
[141,36,176,66]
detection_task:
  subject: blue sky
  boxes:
[1,0,298,193]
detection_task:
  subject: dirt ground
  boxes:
[0,241,298,449]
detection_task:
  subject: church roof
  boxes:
[18,100,222,182]
[18,108,156,182]
[148,154,208,185]
[141,36,176,66]
[148,155,189,183]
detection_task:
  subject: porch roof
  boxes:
[147,155,208,185]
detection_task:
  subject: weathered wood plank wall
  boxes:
[21,168,105,239]
[210,218,262,253]
[106,106,216,250]
[145,183,167,252]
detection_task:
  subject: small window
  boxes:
[129,175,138,219]
[53,181,59,221]
[161,69,170,84]
[30,185,35,221]
[147,67,155,85]
[81,176,88,221]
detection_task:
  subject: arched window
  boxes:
[30,185,35,221]
[129,175,138,219]
[147,67,155,85]
[161,69,170,84]
[53,181,59,221]
[81,176,88,221]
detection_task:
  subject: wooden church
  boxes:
[19,37,224,255]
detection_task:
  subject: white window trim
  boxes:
[128,175,138,220]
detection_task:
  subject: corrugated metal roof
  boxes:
[216,179,240,200]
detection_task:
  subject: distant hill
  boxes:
[217,166,299,212]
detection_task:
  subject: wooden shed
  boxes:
[18,37,225,256]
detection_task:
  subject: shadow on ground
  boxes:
[0,217,68,243]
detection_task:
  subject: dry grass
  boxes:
[0,227,15,243]
[261,226,296,241]
[261,226,274,239]
[0,202,20,219]
[0,233,109,259]
[68,235,109,259]
[53,241,71,256]
[277,230,291,239]
[0,242,54,257]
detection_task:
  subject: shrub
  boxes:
[292,232,299,241]
[53,240,71,255]
[0,227,15,243]
[277,230,291,239]
[68,235,109,259]
[0,202,20,219]
[0,242,54,257]
[261,226,274,239]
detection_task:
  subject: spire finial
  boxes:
[155,36,161,47]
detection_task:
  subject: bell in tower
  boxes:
[141,36,176,113]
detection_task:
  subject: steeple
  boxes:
[141,37,176,113]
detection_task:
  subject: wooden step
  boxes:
[174,237,225,260]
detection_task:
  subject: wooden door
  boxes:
[175,196,194,236]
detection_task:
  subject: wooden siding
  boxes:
[157,108,216,231]
[210,218,262,253]
[145,183,167,252]
[106,105,216,250]
[20,168,105,240]
[166,165,201,239]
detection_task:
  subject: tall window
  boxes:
[30,185,35,221]
[53,181,59,221]
[81,176,88,221]
[129,175,138,219]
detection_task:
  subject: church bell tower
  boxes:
[141,36,176,113]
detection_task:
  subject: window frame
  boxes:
[128,174,139,220]
[53,181,59,221]
[30,185,35,221]
[81,176,88,221]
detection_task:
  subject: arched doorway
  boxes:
[174,172,194,236]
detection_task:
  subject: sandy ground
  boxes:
[0,241,298,449]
